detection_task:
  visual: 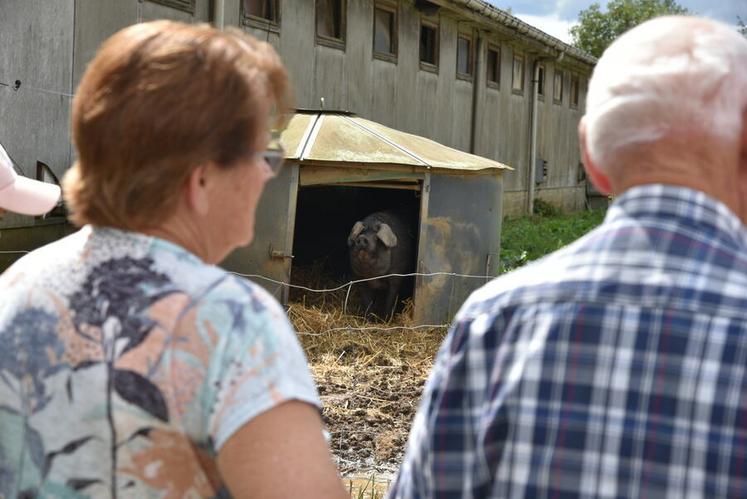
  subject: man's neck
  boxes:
[609,155,744,223]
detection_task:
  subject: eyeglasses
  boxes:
[261,146,285,177]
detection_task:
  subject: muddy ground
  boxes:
[312,352,432,475]
[288,302,447,495]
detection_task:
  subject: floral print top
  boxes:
[0,226,320,498]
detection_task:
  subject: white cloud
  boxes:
[514,13,578,44]
[488,0,744,26]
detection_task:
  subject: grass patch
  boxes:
[500,208,606,272]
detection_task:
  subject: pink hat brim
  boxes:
[0,176,62,216]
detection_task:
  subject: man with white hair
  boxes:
[390,16,747,498]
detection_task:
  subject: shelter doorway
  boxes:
[290,182,421,317]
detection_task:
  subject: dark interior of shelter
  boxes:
[290,184,420,316]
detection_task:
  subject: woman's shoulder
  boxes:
[156,252,281,314]
[150,252,291,342]
[194,270,286,321]
[139,234,277,307]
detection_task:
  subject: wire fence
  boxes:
[230,269,493,335]
[231,270,491,294]
[1,246,494,334]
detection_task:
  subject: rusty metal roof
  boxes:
[279,111,512,172]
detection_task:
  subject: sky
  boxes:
[485,0,746,43]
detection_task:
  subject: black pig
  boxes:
[348,210,414,319]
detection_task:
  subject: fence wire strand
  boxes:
[230,270,491,293]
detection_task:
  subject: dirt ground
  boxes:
[288,302,447,496]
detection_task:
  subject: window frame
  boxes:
[419,17,440,73]
[553,68,564,105]
[511,52,525,95]
[315,0,347,50]
[373,1,398,62]
[241,0,281,31]
[570,73,580,109]
[486,44,500,89]
[455,32,474,80]
[148,0,195,14]
[537,63,546,100]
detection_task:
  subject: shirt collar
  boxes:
[606,184,747,249]
[87,225,204,265]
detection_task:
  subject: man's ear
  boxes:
[741,107,747,168]
[738,108,747,222]
[185,164,210,216]
[579,118,612,196]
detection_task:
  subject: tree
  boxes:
[738,16,747,37]
[570,0,689,58]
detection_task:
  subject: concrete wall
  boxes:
[0,0,212,252]
[73,0,212,88]
[0,0,75,231]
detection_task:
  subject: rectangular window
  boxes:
[512,53,524,93]
[554,69,564,104]
[537,63,546,97]
[374,4,397,59]
[486,45,500,87]
[419,20,439,69]
[456,34,473,77]
[316,0,346,47]
[149,0,195,14]
[570,73,580,108]
[243,0,280,25]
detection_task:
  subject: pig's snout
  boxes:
[354,236,371,251]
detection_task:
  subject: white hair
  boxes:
[584,16,747,171]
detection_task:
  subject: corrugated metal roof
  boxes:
[279,111,512,172]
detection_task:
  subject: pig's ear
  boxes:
[348,221,365,246]
[376,223,398,248]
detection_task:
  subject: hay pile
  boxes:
[289,301,447,476]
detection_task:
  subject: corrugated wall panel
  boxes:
[414,171,502,324]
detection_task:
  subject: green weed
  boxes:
[532,198,562,217]
[500,208,606,273]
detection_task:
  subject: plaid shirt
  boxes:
[390,185,747,498]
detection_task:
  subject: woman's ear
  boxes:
[185,164,211,216]
[579,118,612,196]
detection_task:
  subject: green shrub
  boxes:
[532,198,562,217]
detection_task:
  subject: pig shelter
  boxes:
[221,110,511,325]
